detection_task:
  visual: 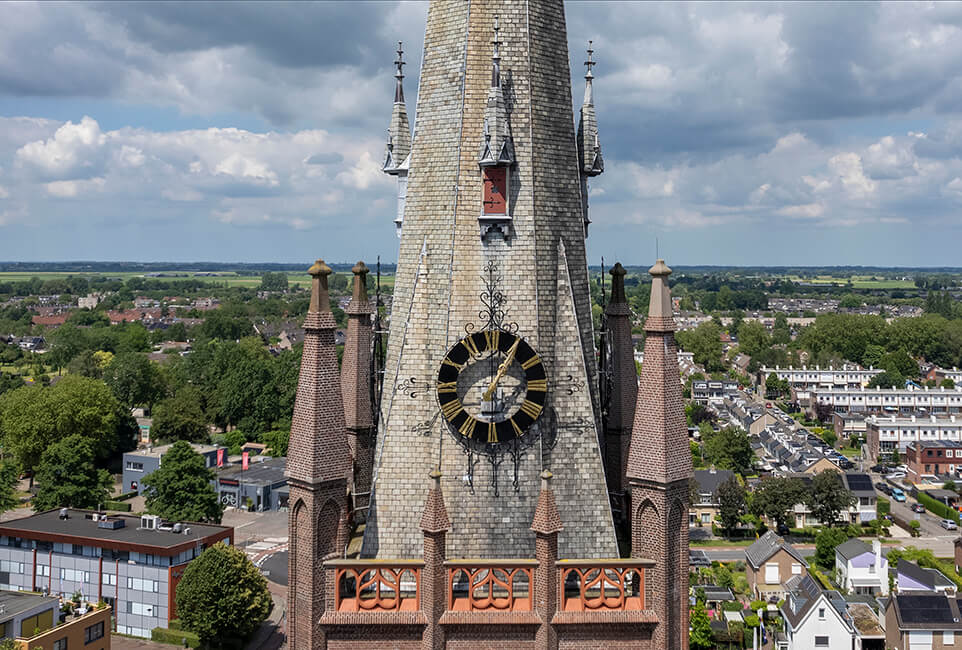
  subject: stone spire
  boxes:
[341,261,375,499]
[478,16,514,167]
[627,258,691,650]
[383,41,412,237]
[603,262,637,518]
[286,259,352,485]
[419,469,451,534]
[530,470,563,535]
[577,41,603,178]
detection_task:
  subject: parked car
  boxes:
[940,519,958,530]
[911,503,926,513]
[887,472,906,480]
[891,488,907,502]
[870,464,885,473]
[876,483,892,495]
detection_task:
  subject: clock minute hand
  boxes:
[483,337,520,402]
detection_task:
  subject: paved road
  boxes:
[261,551,288,587]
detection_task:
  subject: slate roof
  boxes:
[781,574,823,628]
[745,530,808,569]
[835,538,872,562]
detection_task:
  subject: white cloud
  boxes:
[828,152,877,197]
[777,202,825,219]
[16,116,106,180]
[45,177,105,198]
[0,185,8,199]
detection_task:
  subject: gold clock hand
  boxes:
[483,338,520,401]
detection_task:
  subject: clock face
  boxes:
[436,330,547,445]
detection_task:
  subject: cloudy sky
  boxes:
[1,1,961,266]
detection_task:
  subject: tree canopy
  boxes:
[805,470,856,526]
[33,434,112,511]
[750,476,806,530]
[142,441,223,523]
[703,427,754,475]
[175,542,272,648]
[151,388,210,444]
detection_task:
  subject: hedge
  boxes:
[152,625,201,648]
[877,497,890,516]
[809,567,834,590]
[115,491,139,502]
[103,501,131,512]
[917,491,960,523]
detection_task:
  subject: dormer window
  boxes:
[482,167,507,216]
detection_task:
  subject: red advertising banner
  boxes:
[217,448,224,467]
[242,451,249,470]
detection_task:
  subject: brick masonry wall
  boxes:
[366,0,616,560]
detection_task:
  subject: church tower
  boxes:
[365,0,616,559]
[382,42,412,237]
[628,259,693,650]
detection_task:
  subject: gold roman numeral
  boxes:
[519,400,542,419]
[459,417,476,438]
[441,400,463,419]
[483,330,500,351]
[526,379,547,392]
[509,418,523,437]
[487,422,498,444]
[442,357,464,371]
[521,355,541,370]
[437,381,458,394]
[462,336,481,358]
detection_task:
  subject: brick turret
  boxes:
[604,262,637,524]
[420,469,450,650]
[531,470,561,650]
[341,261,375,502]
[286,258,352,650]
[627,259,692,650]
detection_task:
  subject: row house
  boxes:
[810,386,962,417]
[865,414,962,463]
[691,380,739,405]
[894,559,956,595]
[905,440,962,481]
[761,364,883,402]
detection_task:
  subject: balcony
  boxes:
[329,559,422,613]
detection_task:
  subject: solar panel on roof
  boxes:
[899,595,953,624]
[846,474,874,491]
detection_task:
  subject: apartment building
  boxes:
[692,380,739,405]
[761,365,883,405]
[904,441,962,480]
[810,386,962,416]
[865,415,962,463]
[0,509,232,639]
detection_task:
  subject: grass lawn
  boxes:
[838,447,862,459]
[785,274,914,289]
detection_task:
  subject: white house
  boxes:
[835,538,889,596]
[779,575,885,650]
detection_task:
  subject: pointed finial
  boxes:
[540,469,553,491]
[307,258,332,314]
[647,258,673,321]
[491,16,501,88]
[585,40,595,80]
[394,41,405,103]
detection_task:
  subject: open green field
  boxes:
[0,271,395,290]
[786,274,914,289]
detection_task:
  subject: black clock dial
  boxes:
[436,330,547,444]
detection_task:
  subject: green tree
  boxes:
[175,542,272,648]
[737,320,770,358]
[0,373,23,397]
[717,476,746,537]
[814,527,850,569]
[881,349,918,379]
[689,601,713,650]
[47,323,89,370]
[805,470,856,526]
[142,441,223,523]
[151,388,210,443]
[66,350,103,379]
[0,376,130,477]
[0,462,19,514]
[868,371,904,389]
[703,427,754,475]
[751,476,805,530]
[943,378,956,389]
[262,427,290,457]
[33,434,112,511]
[258,271,289,292]
[103,352,163,408]
[676,321,724,371]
